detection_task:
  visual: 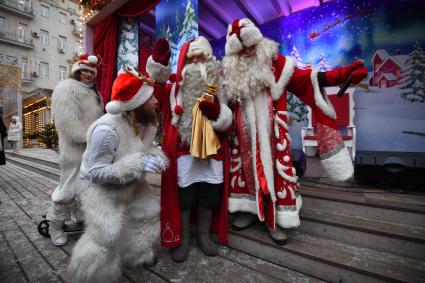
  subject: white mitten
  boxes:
[140,154,166,173]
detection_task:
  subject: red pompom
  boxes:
[174,105,184,115]
[169,73,176,83]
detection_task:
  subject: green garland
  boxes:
[24,99,47,114]
[80,0,111,11]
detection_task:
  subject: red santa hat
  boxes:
[71,54,99,76]
[172,36,213,121]
[105,66,154,115]
[225,18,263,56]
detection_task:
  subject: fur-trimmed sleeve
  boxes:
[146,55,172,84]
[211,103,232,132]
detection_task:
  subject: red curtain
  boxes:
[93,0,160,106]
[117,0,160,17]
[94,15,117,106]
[139,43,154,77]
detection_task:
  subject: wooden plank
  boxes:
[0,188,64,282]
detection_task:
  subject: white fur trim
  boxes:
[239,24,263,48]
[146,55,172,83]
[228,195,258,214]
[254,94,276,202]
[270,56,295,101]
[225,33,244,56]
[321,147,354,181]
[105,101,121,115]
[106,83,153,114]
[211,103,232,131]
[170,83,181,127]
[110,153,145,184]
[88,55,98,65]
[187,36,212,59]
[276,195,302,229]
[311,68,337,119]
[72,62,97,76]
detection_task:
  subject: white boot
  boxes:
[49,220,68,246]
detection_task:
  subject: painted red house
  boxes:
[369,49,408,88]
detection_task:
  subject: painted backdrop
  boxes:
[212,0,425,153]
[156,0,198,72]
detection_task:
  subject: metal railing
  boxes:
[0,31,34,47]
[0,0,33,15]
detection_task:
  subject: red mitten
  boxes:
[199,96,220,121]
[325,60,367,86]
[152,38,171,66]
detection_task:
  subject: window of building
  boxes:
[59,12,67,24]
[39,62,49,78]
[0,17,5,34]
[74,41,82,54]
[19,0,29,12]
[59,66,66,80]
[18,23,28,43]
[41,4,49,17]
[58,36,67,51]
[40,30,48,45]
[21,57,29,79]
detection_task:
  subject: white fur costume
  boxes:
[47,79,103,222]
[68,113,166,283]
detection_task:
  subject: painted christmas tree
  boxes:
[291,46,306,69]
[116,18,139,74]
[316,53,332,71]
[400,42,425,103]
[287,92,308,123]
[179,0,197,40]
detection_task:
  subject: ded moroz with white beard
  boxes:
[146,36,232,262]
[221,18,368,245]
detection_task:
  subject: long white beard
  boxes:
[222,38,279,103]
[178,60,219,145]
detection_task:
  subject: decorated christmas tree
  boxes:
[316,53,332,71]
[400,42,425,103]
[291,46,306,69]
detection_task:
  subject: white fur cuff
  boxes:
[110,153,144,185]
[228,195,258,215]
[146,56,171,83]
[321,147,354,181]
[275,196,302,229]
[211,103,232,131]
[311,68,336,119]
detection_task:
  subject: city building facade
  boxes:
[0,0,82,147]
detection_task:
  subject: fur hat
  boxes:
[105,66,154,115]
[71,54,99,76]
[172,36,213,118]
[225,18,263,56]
[186,36,213,60]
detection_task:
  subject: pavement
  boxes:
[0,149,320,283]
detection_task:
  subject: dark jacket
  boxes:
[0,117,7,165]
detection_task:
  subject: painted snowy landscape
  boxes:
[213,0,425,152]
[156,0,198,72]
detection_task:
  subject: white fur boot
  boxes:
[49,220,68,246]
